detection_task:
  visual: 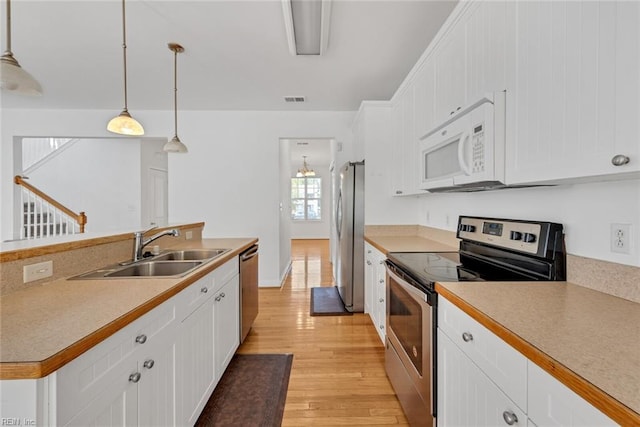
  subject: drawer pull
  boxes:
[611,154,630,166]
[379,298,384,303]
[379,279,384,284]
[129,372,141,383]
[220,292,226,298]
[135,334,147,344]
[215,296,222,302]
[502,410,518,425]
[462,332,473,342]
[201,287,208,294]
[143,359,155,369]
[366,260,372,265]
[379,324,384,330]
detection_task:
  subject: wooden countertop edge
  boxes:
[0,238,257,380]
[435,284,640,426]
[0,223,206,262]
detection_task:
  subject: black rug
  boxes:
[310,286,352,316]
[195,353,293,427]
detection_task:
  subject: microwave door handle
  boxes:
[457,132,472,175]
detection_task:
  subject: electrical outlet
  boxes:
[611,223,631,254]
[185,230,193,240]
[23,260,53,283]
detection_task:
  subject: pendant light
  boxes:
[296,156,315,177]
[0,0,42,96]
[163,43,188,153]
[107,0,144,136]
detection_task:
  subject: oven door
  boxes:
[385,262,436,426]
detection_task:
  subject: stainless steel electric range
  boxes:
[384,216,566,426]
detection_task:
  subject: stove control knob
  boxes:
[510,231,523,241]
[459,224,468,232]
[523,233,536,243]
[466,225,476,232]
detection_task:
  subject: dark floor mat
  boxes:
[195,353,293,427]
[310,286,353,316]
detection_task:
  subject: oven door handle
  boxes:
[385,264,433,304]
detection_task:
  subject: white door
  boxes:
[145,167,168,227]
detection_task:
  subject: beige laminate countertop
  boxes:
[365,233,639,424]
[365,235,458,254]
[436,282,640,425]
[0,238,257,379]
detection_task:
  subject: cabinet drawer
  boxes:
[211,257,239,294]
[438,297,527,411]
[178,275,215,320]
[56,298,177,425]
[528,362,616,427]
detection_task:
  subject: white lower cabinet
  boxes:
[438,329,526,427]
[5,257,243,427]
[213,274,240,376]
[364,243,386,344]
[527,362,616,427]
[438,297,616,427]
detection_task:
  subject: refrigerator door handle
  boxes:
[336,190,343,240]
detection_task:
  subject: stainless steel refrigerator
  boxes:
[335,161,365,312]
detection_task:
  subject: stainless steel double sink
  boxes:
[70,249,229,279]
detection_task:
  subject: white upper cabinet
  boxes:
[390,86,421,196]
[434,14,467,125]
[507,1,640,184]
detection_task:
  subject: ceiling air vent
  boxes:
[284,96,306,103]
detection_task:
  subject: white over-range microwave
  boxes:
[419,91,506,192]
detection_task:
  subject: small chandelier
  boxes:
[296,156,316,177]
[107,0,144,136]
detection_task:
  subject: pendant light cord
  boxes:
[121,0,129,111]
[4,0,12,55]
[173,49,178,139]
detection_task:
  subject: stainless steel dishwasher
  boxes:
[239,244,259,343]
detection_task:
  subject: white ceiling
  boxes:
[1,0,457,111]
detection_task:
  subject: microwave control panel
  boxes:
[471,123,485,173]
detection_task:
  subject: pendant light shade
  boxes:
[107,0,144,136]
[0,0,42,96]
[164,43,188,153]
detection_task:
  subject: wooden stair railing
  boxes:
[14,175,87,238]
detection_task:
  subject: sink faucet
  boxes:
[132,226,180,262]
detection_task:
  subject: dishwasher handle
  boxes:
[240,245,258,261]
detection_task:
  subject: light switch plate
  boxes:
[24,261,53,283]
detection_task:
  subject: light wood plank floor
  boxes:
[238,239,409,426]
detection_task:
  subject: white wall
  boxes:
[24,138,141,232]
[415,179,640,267]
[1,108,355,286]
[289,163,332,239]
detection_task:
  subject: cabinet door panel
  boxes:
[509,1,639,184]
[177,298,216,426]
[214,275,240,378]
[63,359,138,427]
[528,362,616,426]
[438,330,526,427]
[138,337,177,427]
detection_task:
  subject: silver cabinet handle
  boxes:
[201,287,208,293]
[379,324,384,330]
[462,332,473,342]
[611,154,630,166]
[129,372,141,383]
[220,292,225,298]
[379,298,384,303]
[502,410,518,425]
[366,260,372,265]
[215,296,222,302]
[143,359,155,369]
[379,279,384,283]
[135,334,147,344]
[367,250,372,254]
[395,190,403,194]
